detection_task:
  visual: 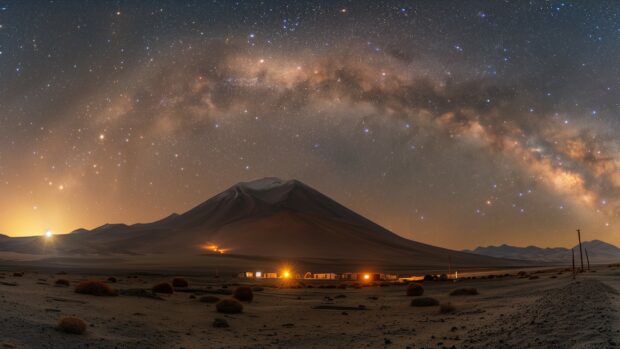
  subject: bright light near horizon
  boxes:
[282,270,291,278]
[45,230,53,238]
[363,273,370,281]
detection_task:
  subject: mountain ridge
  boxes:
[465,240,620,264]
[0,177,528,269]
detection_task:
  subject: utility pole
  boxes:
[572,248,576,279]
[585,248,591,271]
[448,255,452,279]
[577,229,584,272]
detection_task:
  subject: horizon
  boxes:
[0,1,619,250]
[0,176,609,251]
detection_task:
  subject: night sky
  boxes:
[0,1,619,249]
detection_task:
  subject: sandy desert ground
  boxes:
[0,266,618,349]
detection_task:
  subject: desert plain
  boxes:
[0,265,618,349]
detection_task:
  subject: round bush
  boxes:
[57,316,87,334]
[152,282,174,294]
[449,287,478,296]
[406,283,424,296]
[107,277,117,283]
[410,297,439,307]
[172,278,189,288]
[75,280,117,296]
[216,299,243,314]
[233,286,254,302]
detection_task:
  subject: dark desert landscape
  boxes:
[2,1,620,348]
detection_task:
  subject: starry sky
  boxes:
[0,1,619,249]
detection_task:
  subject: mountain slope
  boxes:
[466,240,620,264]
[0,177,525,268]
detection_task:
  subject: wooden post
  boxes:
[577,229,584,272]
[572,248,575,279]
[448,256,452,279]
[585,248,590,271]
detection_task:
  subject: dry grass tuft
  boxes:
[216,299,243,314]
[75,280,118,296]
[439,302,456,314]
[450,287,479,296]
[233,286,254,302]
[406,283,424,296]
[54,279,70,287]
[57,316,87,334]
[172,278,189,288]
[152,282,174,294]
[410,297,439,307]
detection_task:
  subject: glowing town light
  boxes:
[255,271,262,278]
[282,270,291,279]
[363,273,370,281]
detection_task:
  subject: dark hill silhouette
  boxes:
[466,240,620,264]
[0,177,525,268]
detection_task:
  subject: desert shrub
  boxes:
[216,299,243,314]
[75,280,117,296]
[529,275,539,280]
[55,279,70,287]
[57,316,87,334]
[406,283,424,296]
[200,295,220,303]
[172,278,189,288]
[233,286,253,302]
[410,297,439,307]
[439,302,456,314]
[12,272,24,277]
[152,282,174,294]
[107,277,117,283]
[450,287,478,296]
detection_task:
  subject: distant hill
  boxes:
[465,240,620,264]
[0,177,524,269]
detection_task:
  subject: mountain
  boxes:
[0,177,524,269]
[466,240,620,264]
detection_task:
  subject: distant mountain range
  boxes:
[465,240,620,264]
[0,177,524,269]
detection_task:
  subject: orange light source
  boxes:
[282,270,291,279]
[363,273,370,281]
[201,243,226,254]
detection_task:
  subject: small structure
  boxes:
[313,273,338,280]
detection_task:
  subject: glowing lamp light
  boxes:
[256,271,262,278]
[363,273,370,281]
[282,270,291,279]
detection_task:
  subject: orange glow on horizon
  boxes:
[200,243,227,254]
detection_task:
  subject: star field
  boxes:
[0,1,619,249]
